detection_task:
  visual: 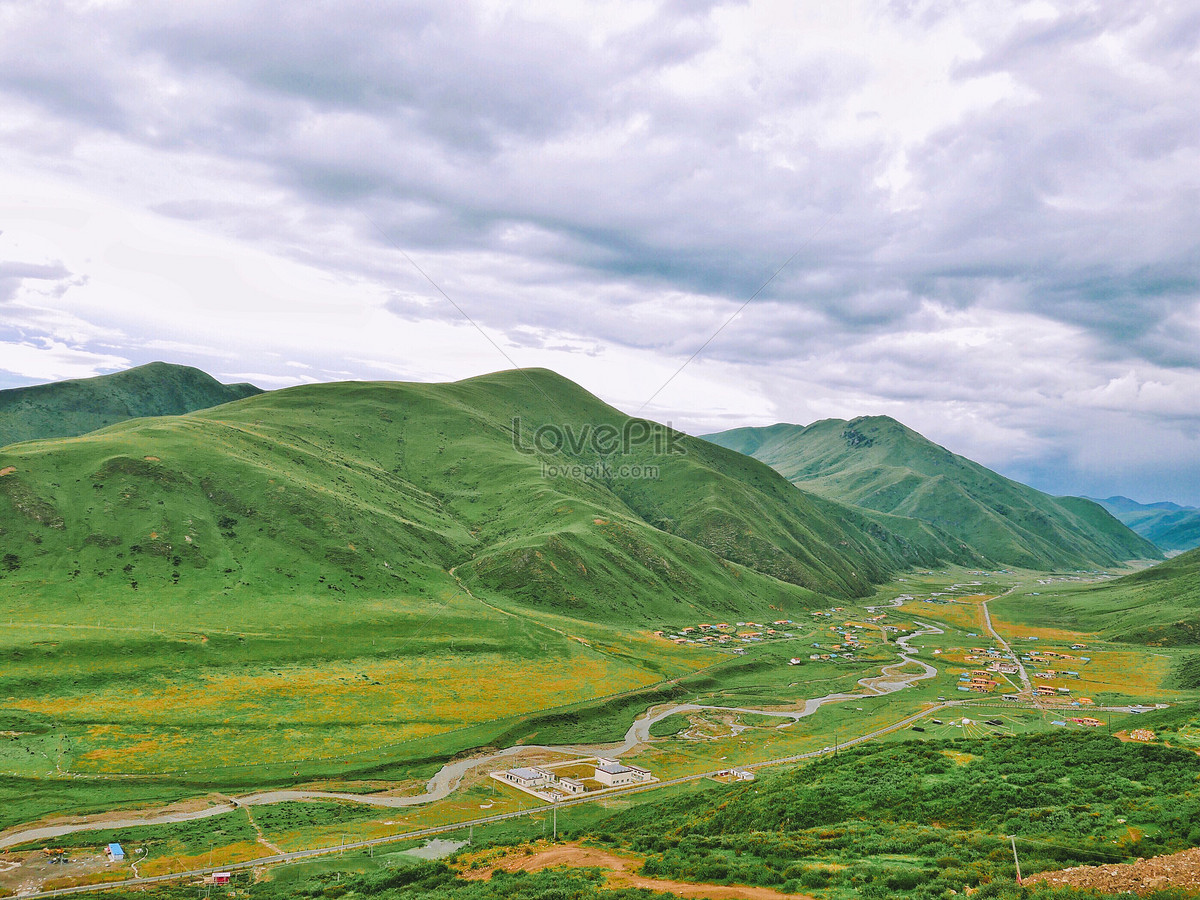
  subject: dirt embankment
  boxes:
[457,841,815,900]
[1025,847,1200,895]
[0,795,235,851]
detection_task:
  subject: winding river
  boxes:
[0,622,943,851]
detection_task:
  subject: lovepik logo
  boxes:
[510,417,688,457]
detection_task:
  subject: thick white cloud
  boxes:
[0,0,1197,503]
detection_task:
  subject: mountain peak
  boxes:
[0,363,262,448]
[705,417,1160,568]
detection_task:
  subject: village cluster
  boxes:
[799,620,878,663]
[950,639,1097,705]
[952,645,1018,694]
[654,619,797,647]
[1023,643,1094,702]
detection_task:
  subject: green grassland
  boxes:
[0,602,855,829]
[0,362,261,448]
[77,732,1200,900]
[706,417,1160,570]
[2,366,1193,898]
[989,548,1200,646]
[0,587,690,777]
[11,564,1200,897]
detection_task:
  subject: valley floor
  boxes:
[2,565,1197,897]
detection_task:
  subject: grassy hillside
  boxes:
[1093,495,1200,553]
[0,369,973,620]
[0,368,977,788]
[0,361,262,447]
[997,548,1200,646]
[706,418,1160,570]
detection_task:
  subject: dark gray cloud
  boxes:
[1,0,1198,503]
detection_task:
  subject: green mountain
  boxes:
[0,369,977,628]
[0,361,262,448]
[704,417,1160,570]
[1092,495,1200,554]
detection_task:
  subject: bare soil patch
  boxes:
[1025,846,1200,895]
[0,849,121,896]
[458,841,815,900]
[290,779,426,798]
[0,466,15,477]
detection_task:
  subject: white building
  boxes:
[594,758,653,787]
[498,766,553,788]
[557,777,586,795]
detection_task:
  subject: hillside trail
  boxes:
[0,619,942,851]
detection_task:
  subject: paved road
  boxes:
[980,587,1033,696]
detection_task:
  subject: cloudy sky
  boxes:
[1,1,1198,504]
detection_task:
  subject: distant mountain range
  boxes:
[0,362,262,448]
[1091,496,1200,554]
[705,417,1160,571]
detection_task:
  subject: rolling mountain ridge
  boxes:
[1092,495,1200,554]
[0,368,980,628]
[705,417,1159,570]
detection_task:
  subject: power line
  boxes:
[1011,834,1138,862]
[363,213,566,417]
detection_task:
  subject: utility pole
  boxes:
[1010,835,1022,884]
[553,805,557,842]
